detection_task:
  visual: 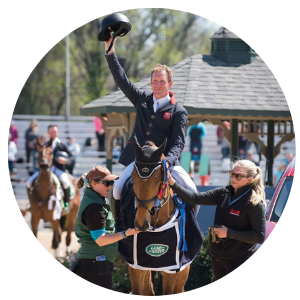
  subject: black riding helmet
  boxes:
[98,12,132,41]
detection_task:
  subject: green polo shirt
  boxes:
[75,187,118,263]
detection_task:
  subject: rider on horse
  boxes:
[26,124,75,214]
[104,35,197,206]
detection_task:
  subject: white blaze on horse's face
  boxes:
[132,168,161,201]
[38,146,53,169]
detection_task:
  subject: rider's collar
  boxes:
[51,137,61,149]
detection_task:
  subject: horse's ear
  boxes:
[45,138,53,148]
[133,134,141,148]
[133,135,143,158]
[36,137,43,147]
[156,138,167,156]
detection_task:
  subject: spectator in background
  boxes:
[239,126,250,159]
[250,121,262,163]
[217,125,223,145]
[246,150,259,166]
[10,119,18,145]
[271,152,294,186]
[66,135,81,175]
[217,121,231,159]
[188,122,207,161]
[8,133,17,178]
[273,163,286,185]
[218,121,231,173]
[282,152,294,166]
[94,116,106,151]
[115,136,124,151]
[25,119,39,174]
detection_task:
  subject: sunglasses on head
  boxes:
[95,180,115,187]
[228,170,248,181]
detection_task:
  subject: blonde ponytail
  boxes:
[249,167,266,206]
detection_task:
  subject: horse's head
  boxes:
[132,135,169,231]
[36,138,54,170]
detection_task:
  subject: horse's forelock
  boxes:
[144,141,156,148]
[136,139,166,163]
[138,146,157,161]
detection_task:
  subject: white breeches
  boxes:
[26,166,71,189]
[113,162,197,200]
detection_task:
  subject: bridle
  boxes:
[33,145,55,205]
[133,158,171,230]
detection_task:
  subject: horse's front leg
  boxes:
[30,206,41,237]
[51,219,62,258]
[65,209,76,253]
[161,266,190,294]
[128,266,155,295]
[31,216,40,237]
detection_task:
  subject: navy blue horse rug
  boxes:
[115,178,203,273]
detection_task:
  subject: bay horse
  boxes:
[117,136,202,295]
[27,138,80,257]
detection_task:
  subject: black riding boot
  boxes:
[112,197,120,221]
[63,187,70,214]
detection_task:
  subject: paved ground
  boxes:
[36,229,80,257]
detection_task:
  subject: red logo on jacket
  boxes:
[163,112,171,120]
[230,209,240,216]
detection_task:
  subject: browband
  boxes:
[134,162,162,179]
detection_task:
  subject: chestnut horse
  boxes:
[119,136,202,295]
[27,138,80,257]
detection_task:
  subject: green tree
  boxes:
[15,42,66,115]
[14,8,219,116]
[70,19,110,104]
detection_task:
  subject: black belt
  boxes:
[77,255,106,262]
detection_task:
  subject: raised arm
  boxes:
[104,35,144,105]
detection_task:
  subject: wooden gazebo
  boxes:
[80,27,294,186]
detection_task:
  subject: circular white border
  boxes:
[1,1,299,299]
